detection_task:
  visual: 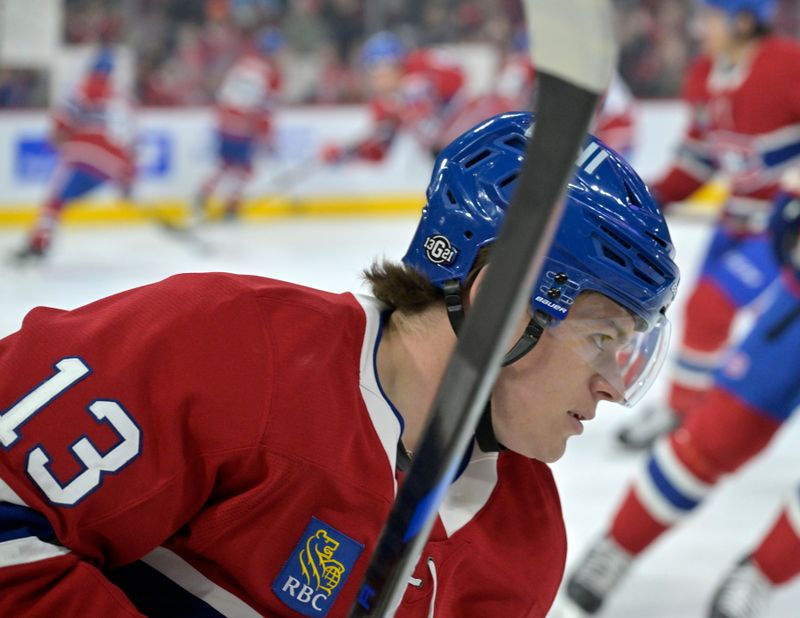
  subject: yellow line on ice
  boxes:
[0,194,425,228]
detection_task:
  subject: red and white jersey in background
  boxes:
[360,49,466,160]
[494,51,537,110]
[0,273,566,618]
[593,72,636,157]
[439,55,635,158]
[52,71,136,183]
[216,53,281,142]
[435,51,535,149]
[653,36,800,233]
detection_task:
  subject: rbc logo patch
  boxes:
[273,516,364,617]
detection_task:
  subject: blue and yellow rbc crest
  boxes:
[273,516,364,617]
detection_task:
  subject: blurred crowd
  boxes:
[1,0,800,109]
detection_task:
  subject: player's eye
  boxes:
[592,333,614,351]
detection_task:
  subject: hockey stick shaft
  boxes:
[349,1,616,615]
[250,156,324,198]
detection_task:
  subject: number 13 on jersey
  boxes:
[0,357,141,506]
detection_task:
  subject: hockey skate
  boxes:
[616,403,680,451]
[9,232,49,265]
[562,536,633,614]
[188,190,210,226]
[709,557,773,618]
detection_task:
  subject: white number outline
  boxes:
[1,357,141,506]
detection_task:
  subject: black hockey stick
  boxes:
[766,301,800,341]
[119,197,215,254]
[349,1,617,615]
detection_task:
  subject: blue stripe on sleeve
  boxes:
[764,141,800,168]
[0,502,56,543]
[107,561,228,618]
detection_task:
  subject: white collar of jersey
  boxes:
[355,294,403,492]
[438,441,499,538]
[354,294,500,537]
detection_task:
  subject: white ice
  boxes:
[0,216,798,618]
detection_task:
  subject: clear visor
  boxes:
[546,312,672,407]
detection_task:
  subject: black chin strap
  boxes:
[442,280,465,334]
[500,317,545,367]
[442,279,548,453]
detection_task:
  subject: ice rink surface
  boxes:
[1,215,798,617]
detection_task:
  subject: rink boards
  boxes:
[0,101,724,226]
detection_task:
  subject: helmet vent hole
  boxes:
[446,189,457,204]
[464,230,473,239]
[600,225,631,249]
[633,267,656,286]
[464,149,492,169]
[504,136,526,152]
[602,246,626,267]
[638,253,665,277]
[646,231,668,248]
[624,181,641,207]
[499,173,518,189]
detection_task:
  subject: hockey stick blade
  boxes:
[349,1,616,615]
[152,217,214,254]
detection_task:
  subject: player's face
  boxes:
[491,293,635,462]
[368,63,403,96]
[696,7,736,57]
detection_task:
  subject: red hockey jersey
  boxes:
[356,50,466,160]
[0,273,566,617]
[653,36,800,233]
[52,70,136,183]
[216,54,281,142]
[438,57,635,160]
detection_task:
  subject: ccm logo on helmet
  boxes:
[535,295,568,314]
[424,235,458,265]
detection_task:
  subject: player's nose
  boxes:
[589,372,624,404]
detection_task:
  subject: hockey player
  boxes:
[560,178,800,618]
[0,112,679,617]
[595,71,637,160]
[432,30,538,148]
[13,48,135,261]
[495,29,637,158]
[320,31,466,163]
[616,0,800,449]
[437,32,636,160]
[192,28,283,222]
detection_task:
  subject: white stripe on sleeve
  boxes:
[0,536,70,568]
[142,547,262,617]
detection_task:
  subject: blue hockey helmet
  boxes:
[701,0,778,25]
[256,27,286,56]
[90,49,114,76]
[402,111,680,405]
[360,31,407,68]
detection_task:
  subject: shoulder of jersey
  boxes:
[682,55,714,98]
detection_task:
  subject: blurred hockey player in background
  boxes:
[616,0,800,450]
[320,30,466,163]
[559,173,800,618]
[432,28,537,148]
[595,72,637,160]
[13,47,135,262]
[408,26,637,163]
[192,27,283,222]
[0,112,680,618]
[490,28,637,158]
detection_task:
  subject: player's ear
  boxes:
[464,266,488,310]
